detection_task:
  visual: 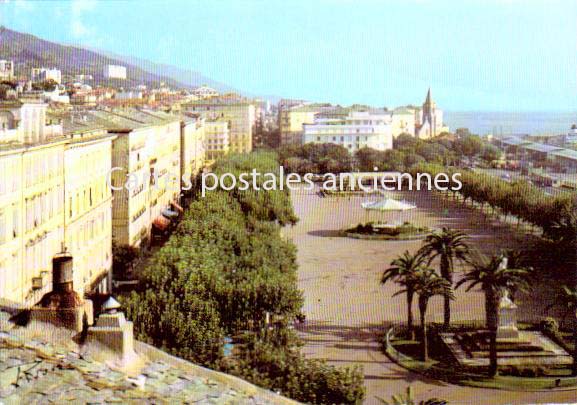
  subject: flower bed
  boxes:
[382,323,577,391]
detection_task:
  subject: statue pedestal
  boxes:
[497,291,519,340]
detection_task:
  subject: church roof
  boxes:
[425,88,432,104]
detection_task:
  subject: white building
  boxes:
[303,110,393,152]
[103,65,127,80]
[191,85,219,99]
[0,60,14,80]
[115,91,143,100]
[74,74,93,82]
[43,85,70,104]
[31,68,62,84]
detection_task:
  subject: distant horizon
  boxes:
[1,0,577,111]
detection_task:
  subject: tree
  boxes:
[112,244,140,279]
[394,133,420,150]
[355,147,383,171]
[383,251,427,340]
[456,252,531,376]
[409,269,454,361]
[31,79,58,92]
[419,228,470,327]
[547,285,577,376]
[454,135,483,157]
[481,144,502,162]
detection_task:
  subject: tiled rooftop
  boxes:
[0,313,296,404]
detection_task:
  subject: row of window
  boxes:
[70,209,110,252]
[0,204,19,245]
[0,157,21,195]
[24,227,63,288]
[314,135,369,142]
[25,185,63,233]
[25,152,62,187]
[68,180,108,219]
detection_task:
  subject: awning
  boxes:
[162,208,179,218]
[152,216,170,231]
[171,202,184,213]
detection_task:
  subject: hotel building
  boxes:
[303,110,393,152]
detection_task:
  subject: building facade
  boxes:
[91,110,181,248]
[0,60,14,80]
[415,89,448,139]
[0,101,115,307]
[191,86,219,99]
[204,120,230,161]
[303,110,393,152]
[180,114,206,184]
[182,99,254,153]
[103,65,127,80]
[279,104,320,146]
[31,68,62,84]
[62,124,115,298]
[390,107,417,138]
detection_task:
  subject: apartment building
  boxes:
[204,120,229,161]
[59,117,115,297]
[90,109,181,248]
[0,101,66,306]
[279,103,328,146]
[303,110,393,153]
[182,98,254,153]
[31,67,62,84]
[180,114,205,185]
[0,100,210,305]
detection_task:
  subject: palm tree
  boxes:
[383,251,427,340]
[456,252,531,376]
[398,268,454,361]
[547,285,577,376]
[419,228,470,327]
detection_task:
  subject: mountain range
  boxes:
[0,26,252,96]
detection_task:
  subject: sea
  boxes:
[444,111,577,137]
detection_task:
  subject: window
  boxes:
[34,197,41,227]
[12,206,18,238]
[0,213,5,245]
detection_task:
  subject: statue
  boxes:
[497,289,519,339]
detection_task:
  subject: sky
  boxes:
[1,0,577,111]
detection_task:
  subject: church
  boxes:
[414,88,449,139]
